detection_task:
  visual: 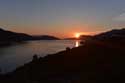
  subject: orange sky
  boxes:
[0,0,125,38]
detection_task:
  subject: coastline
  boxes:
[0,40,125,83]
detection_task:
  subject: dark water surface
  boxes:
[0,40,80,73]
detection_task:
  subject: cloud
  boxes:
[114,13,125,21]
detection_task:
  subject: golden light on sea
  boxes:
[75,41,79,47]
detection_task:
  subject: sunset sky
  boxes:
[0,0,125,38]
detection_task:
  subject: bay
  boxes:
[0,40,80,73]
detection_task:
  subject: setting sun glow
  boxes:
[75,33,81,38]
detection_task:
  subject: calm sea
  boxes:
[0,40,80,73]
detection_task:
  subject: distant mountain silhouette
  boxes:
[0,28,32,42]
[0,28,59,43]
[63,37,78,40]
[64,35,92,40]
[32,35,60,40]
[80,35,92,40]
[94,28,125,42]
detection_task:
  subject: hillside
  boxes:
[94,28,125,42]
[32,35,60,40]
[0,28,32,41]
[0,28,59,43]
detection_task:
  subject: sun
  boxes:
[75,33,81,38]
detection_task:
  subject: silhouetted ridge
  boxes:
[0,28,59,42]
[64,35,92,40]
[0,28,5,32]
[0,28,32,41]
[32,35,60,40]
[94,28,125,42]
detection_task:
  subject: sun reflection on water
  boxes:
[75,41,79,47]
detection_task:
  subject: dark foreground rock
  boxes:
[1,40,125,83]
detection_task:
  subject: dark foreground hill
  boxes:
[0,40,125,83]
